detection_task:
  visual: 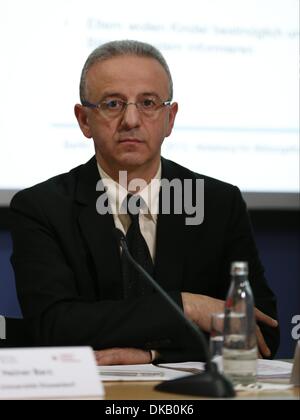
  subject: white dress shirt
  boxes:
[97,162,161,262]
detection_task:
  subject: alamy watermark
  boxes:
[96,172,204,226]
[291,315,300,341]
[0,315,6,340]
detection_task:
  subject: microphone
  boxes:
[114,228,235,398]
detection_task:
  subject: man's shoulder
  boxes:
[10,157,96,210]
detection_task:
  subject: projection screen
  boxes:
[0,0,299,208]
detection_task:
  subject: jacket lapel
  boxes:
[154,158,186,292]
[76,157,124,300]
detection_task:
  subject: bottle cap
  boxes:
[231,261,248,276]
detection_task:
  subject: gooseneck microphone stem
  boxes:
[115,228,235,398]
[118,233,213,370]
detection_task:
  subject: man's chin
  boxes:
[117,154,150,170]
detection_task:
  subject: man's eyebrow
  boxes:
[99,92,126,100]
[99,91,161,100]
[139,92,160,97]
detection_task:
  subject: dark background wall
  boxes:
[0,208,299,357]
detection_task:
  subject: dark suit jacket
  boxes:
[9,157,279,361]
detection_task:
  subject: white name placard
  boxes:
[0,347,104,400]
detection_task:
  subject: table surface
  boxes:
[103,379,300,400]
[102,359,300,400]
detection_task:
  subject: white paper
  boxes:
[0,347,104,400]
[257,359,293,379]
[235,382,293,392]
[98,363,190,382]
[158,361,205,374]
[159,359,293,379]
[96,359,293,383]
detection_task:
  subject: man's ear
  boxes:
[74,104,93,139]
[165,102,178,138]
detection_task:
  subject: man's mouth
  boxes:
[119,138,143,144]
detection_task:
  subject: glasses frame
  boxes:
[81,96,172,118]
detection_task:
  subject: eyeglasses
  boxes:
[81,96,172,119]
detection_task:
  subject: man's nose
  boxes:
[120,103,141,129]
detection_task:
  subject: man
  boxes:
[10,40,279,364]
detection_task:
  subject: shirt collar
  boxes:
[97,161,161,221]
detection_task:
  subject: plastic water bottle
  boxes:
[223,261,257,385]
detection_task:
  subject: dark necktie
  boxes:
[121,194,154,298]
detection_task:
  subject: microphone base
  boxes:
[155,363,236,398]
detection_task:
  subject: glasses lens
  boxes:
[98,97,168,118]
[101,100,125,117]
[138,97,165,116]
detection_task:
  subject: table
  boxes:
[104,380,300,400]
